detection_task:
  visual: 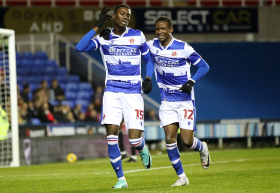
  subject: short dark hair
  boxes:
[114,4,131,13]
[23,83,29,89]
[155,16,173,29]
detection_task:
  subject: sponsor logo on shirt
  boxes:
[154,56,180,67]
[108,46,138,56]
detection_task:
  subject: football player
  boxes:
[146,16,211,186]
[76,5,154,189]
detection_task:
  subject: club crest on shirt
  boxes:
[111,40,114,43]
[156,50,159,54]
[171,52,178,57]
[129,38,135,44]
[103,114,106,119]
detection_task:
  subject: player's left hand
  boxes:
[179,79,195,94]
[99,27,111,40]
[142,78,152,94]
[96,6,112,28]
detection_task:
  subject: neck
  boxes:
[160,36,172,47]
[113,25,126,35]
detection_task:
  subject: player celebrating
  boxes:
[76,5,153,189]
[146,16,211,186]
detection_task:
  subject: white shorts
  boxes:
[159,100,196,130]
[101,92,144,131]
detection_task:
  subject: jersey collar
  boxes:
[158,36,174,50]
[110,27,130,37]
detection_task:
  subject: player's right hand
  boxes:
[142,78,152,94]
[96,7,112,28]
[99,27,111,40]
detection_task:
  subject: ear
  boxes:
[170,27,173,33]
[113,13,116,20]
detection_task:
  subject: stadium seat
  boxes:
[55,0,75,6]
[61,100,75,109]
[17,68,30,76]
[65,91,77,100]
[44,75,55,84]
[22,51,34,60]
[77,91,92,99]
[66,82,79,91]
[17,76,24,84]
[35,51,48,60]
[31,118,41,125]
[44,66,57,76]
[67,75,80,83]
[244,0,258,5]
[223,0,242,6]
[78,82,92,91]
[18,84,23,91]
[30,67,44,75]
[57,67,68,76]
[33,59,46,66]
[16,52,21,60]
[21,59,34,68]
[127,0,145,6]
[60,83,66,91]
[29,83,39,91]
[49,100,59,106]
[75,99,90,109]
[5,0,28,6]
[103,0,122,6]
[80,0,99,6]
[27,76,44,84]
[266,0,280,5]
[46,60,58,67]
[56,76,67,84]
[28,92,32,100]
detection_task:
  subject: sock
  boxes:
[166,142,185,177]
[190,137,204,152]
[107,135,124,179]
[129,138,145,151]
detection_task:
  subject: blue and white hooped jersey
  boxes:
[93,28,149,94]
[147,37,202,102]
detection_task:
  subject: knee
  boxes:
[181,137,193,148]
[166,136,177,144]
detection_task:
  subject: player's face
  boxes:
[113,7,131,29]
[155,21,173,44]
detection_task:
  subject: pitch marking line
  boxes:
[1,159,248,177]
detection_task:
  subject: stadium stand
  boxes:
[16,51,98,124]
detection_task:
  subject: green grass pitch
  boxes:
[0,148,279,192]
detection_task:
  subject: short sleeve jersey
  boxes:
[93,28,149,94]
[147,37,202,102]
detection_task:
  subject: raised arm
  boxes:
[75,29,98,52]
[76,6,111,52]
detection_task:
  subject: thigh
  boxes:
[178,100,196,130]
[159,101,179,128]
[101,92,123,126]
[121,94,144,131]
